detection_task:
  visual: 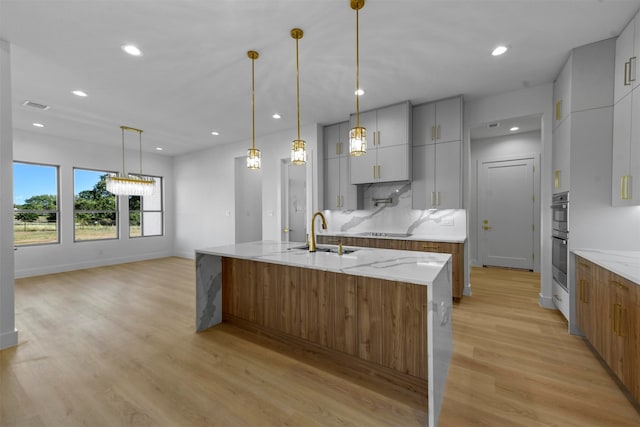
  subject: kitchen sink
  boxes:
[289,244,358,254]
[355,231,412,238]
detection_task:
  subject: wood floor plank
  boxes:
[1,259,639,426]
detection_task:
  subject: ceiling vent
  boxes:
[22,100,50,110]
[487,122,499,129]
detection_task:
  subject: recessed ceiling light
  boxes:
[272,113,281,119]
[155,147,163,151]
[211,131,220,136]
[510,126,519,131]
[355,88,365,96]
[32,123,44,128]
[121,44,143,56]
[72,90,88,97]
[492,45,508,56]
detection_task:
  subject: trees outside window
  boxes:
[74,169,118,241]
[13,162,59,246]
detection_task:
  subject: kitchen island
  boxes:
[195,241,453,427]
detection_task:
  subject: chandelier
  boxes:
[106,126,155,196]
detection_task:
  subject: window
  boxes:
[129,175,163,238]
[74,168,118,241]
[13,162,59,246]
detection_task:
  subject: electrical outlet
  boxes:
[442,215,454,226]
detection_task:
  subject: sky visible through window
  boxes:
[13,163,98,205]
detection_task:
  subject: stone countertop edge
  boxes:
[195,241,452,287]
[572,249,640,285]
[319,232,467,243]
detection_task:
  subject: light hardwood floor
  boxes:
[1,258,639,426]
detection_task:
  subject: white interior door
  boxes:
[479,157,535,270]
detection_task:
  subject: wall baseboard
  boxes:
[0,329,18,350]
[14,251,173,279]
[538,293,555,309]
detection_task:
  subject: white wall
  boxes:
[12,129,175,278]
[464,83,554,306]
[470,130,542,269]
[173,124,321,259]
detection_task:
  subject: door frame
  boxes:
[476,152,541,272]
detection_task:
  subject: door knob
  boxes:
[483,225,492,230]
[283,228,289,233]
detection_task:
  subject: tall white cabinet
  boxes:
[411,96,463,209]
[349,102,411,184]
[613,13,640,206]
[323,121,359,210]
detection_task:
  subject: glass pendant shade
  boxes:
[291,139,307,165]
[349,126,366,156]
[106,174,155,196]
[246,147,261,169]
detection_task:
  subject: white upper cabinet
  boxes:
[349,101,411,184]
[413,97,462,146]
[552,115,571,194]
[615,15,636,104]
[612,12,640,206]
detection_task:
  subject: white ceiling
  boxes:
[2,0,639,156]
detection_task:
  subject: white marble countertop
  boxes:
[572,249,640,285]
[196,240,451,287]
[318,231,467,243]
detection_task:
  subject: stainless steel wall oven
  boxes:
[551,192,569,290]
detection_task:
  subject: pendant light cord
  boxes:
[355,5,360,129]
[251,56,256,150]
[121,126,126,177]
[296,37,301,141]
[138,130,143,176]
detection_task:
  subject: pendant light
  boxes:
[246,50,261,170]
[349,0,366,156]
[106,126,155,196]
[290,28,307,165]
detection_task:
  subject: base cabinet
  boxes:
[318,235,464,300]
[222,257,428,380]
[575,256,639,404]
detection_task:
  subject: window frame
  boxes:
[73,167,119,243]
[128,174,164,239]
[13,161,61,247]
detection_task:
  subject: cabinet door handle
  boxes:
[340,195,344,207]
[624,61,631,86]
[377,165,381,179]
[436,125,441,140]
[435,191,440,206]
[377,130,381,146]
[554,170,560,189]
[630,56,637,83]
[336,195,340,208]
[555,100,562,121]
[431,126,436,141]
[430,191,435,207]
[578,261,591,270]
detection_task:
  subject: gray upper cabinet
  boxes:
[349,101,411,184]
[323,121,358,210]
[411,96,463,209]
[413,97,462,146]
